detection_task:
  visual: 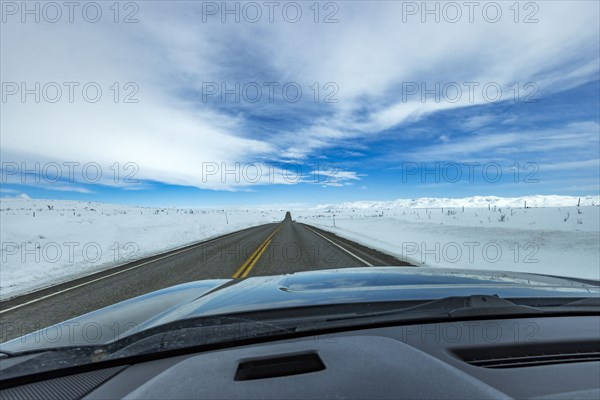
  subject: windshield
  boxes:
[1,295,599,381]
[1,0,599,381]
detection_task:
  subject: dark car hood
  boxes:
[2,267,598,352]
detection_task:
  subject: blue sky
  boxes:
[1,1,599,207]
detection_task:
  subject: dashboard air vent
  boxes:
[453,341,600,368]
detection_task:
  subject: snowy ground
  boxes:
[295,195,600,281]
[0,197,284,300]
[1,195,598,300]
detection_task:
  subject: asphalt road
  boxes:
[0,216,411,342]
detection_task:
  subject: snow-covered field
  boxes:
[1,195,599,300]
[296,195,600,281]
[0,197,284,300]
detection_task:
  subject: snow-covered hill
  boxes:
[313,195,599,210]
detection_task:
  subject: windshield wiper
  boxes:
[0,315,296,362]
[106,316,299,359]
[3,295,598,373]
[0,351,14,359]
[0,315,298,382]
[562,297,600,307]
[325,295,599,323]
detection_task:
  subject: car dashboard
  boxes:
[1,316,599,399]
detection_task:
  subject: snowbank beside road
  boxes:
[2,194,598,300]
[297,203,600,281]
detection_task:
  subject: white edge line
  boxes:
[303,225,374,267]
[0,230,251,315]
[1,223,277,303]
[2,223,363,314]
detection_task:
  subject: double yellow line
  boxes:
[232,224,282,279]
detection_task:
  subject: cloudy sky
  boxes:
[1,1,599,206]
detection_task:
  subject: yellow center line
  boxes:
[240,238,272,278]
[232,224,281,279]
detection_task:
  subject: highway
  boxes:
[0,215,411,342]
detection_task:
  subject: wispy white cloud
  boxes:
[540,159,600,172]
[405,122,600,162]
[0,188,19,194]
[43,185,94,194]
[308,168,362,187]
[460,114,498,131]
[2,1,598,190]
